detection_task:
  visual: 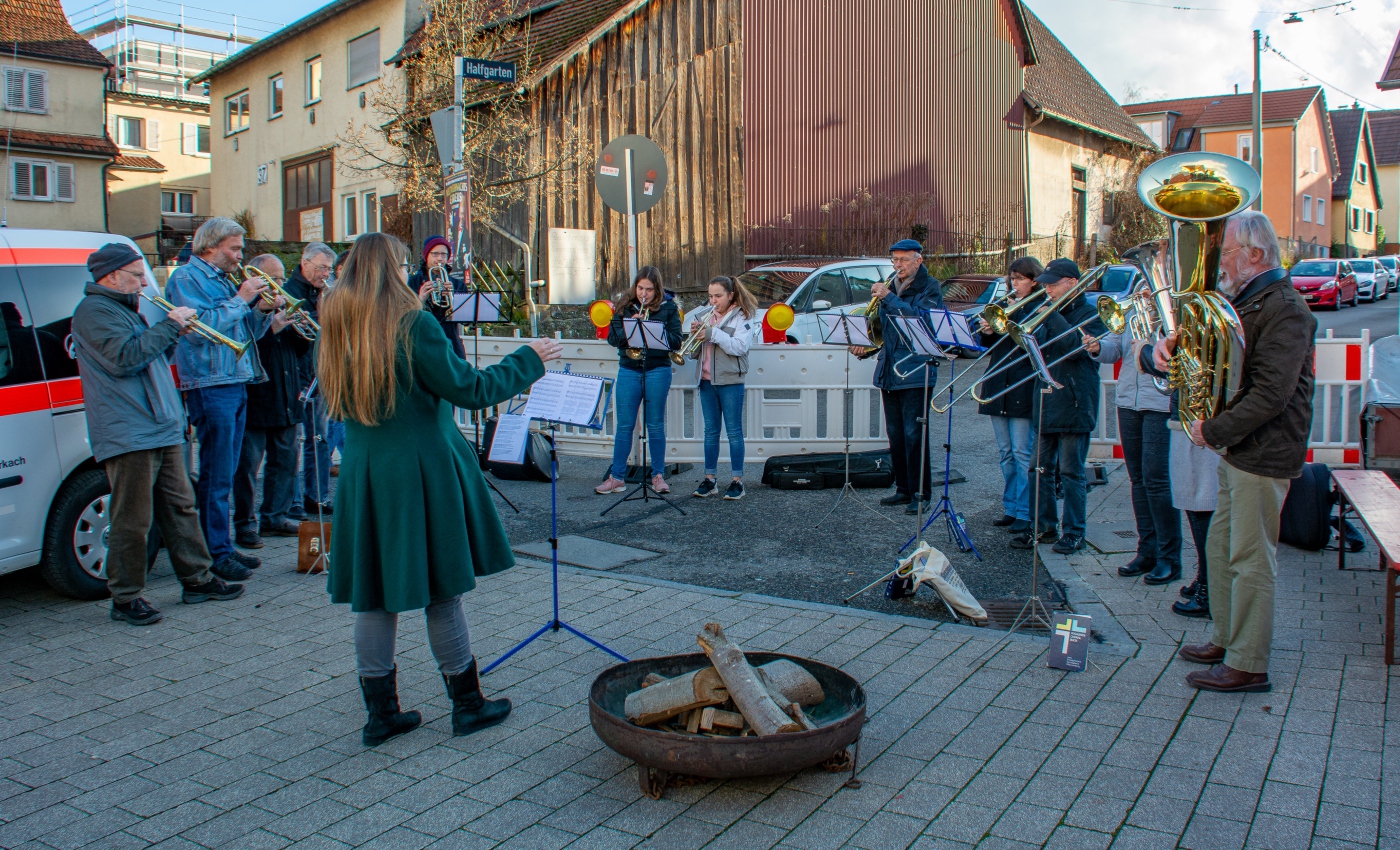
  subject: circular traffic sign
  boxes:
[595,135,668,215]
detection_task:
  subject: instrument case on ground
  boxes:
[761,450,894,490]
[1363,335,1400,472]
[1280,462,1333,551]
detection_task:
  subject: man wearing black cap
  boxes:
[1013,258,1105,553]
[855,239,943,513]
[70,244,245,625]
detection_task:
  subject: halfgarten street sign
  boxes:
[458,58,517,83]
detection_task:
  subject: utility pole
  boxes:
[1252,29,1263,210]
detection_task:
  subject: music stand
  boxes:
[483,370,628,674]
[817,312,896,528]
[887,315,945,540]
[457,288,518,514]
[298,378,330,575]
[601,317,685,517]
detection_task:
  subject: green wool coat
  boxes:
[328,311,545,612]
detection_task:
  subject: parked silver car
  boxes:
[1376,255,1399,292]
[1349,258,1387,302]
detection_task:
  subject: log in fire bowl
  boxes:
[590,652,866,799]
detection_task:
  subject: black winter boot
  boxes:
[360,668,422,746]
[443,659,511,736]
[1172,581,1210,618]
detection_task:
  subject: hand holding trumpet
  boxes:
[1153,332,1179,372]
[237,276,268,306]
[165,306,197,332]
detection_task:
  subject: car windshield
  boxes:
[1091,267,1136,293]
[1380,257,1397,269]
[1292,261,1336,276]
[1352,260,1375,272]
[738,269,810,305]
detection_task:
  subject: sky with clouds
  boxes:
[1022,0,1400,111]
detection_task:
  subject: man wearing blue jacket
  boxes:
[859,239,943,514]
[71,244,244,624]
[166,217,279,580]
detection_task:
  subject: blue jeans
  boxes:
[991,415,1035,522]
[186,383,247,560]
[700,380,745,478]
[1035,431,1090,538]
[611,366,671,479]
[301,399,332,504]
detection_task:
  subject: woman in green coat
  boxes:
[318,233,562,746]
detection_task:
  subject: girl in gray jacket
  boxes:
[690,276,757,500]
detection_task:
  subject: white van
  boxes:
[1,228,163,599]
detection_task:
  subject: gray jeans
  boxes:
[354,595,473,678]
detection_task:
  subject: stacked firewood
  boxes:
[623,623,826,737]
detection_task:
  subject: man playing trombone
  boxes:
[166,217,281,581]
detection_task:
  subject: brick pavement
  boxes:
[0,469,1395,850]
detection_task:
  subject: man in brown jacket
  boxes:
[1155,210,1315,693]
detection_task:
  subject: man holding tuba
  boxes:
[1156,210,1315,694]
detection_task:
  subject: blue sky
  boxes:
[65,0,1400,112]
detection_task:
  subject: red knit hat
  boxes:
[422,236,451,263]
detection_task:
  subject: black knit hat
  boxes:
[87,243,144,282]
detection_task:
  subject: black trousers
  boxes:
[233,424,299,532]
[881,387,931,499]
[1118,408,1182,567]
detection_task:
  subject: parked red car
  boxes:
[1291,259,1357,310]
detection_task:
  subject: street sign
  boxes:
[458,58,517,83]
[595,135,668,216]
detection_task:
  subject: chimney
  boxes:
[1234,84,1239,95]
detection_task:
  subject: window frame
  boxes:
[2,67,47,114]
[1317,197,1325,226]
[115,115,144,150]
[1310,147,1320,174]
[1366,209,1375,234]
[343,194,358,238]
[1358,162,1369,184]
[346,29,381,91]
[362,190,379,233]
[1351,205,1361,232]
[10,158,73,203]
[305,57,322,106]
[162,190,196,216]
[1302,193,1312,222]
[1237,133,1252,165]
[224,89,250,136]
[268,74,284,119]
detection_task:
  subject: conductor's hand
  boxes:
[417,282,434,304]
[237,277,268,305]
[529,338,563,364]
[1081,330,1101,356]
[166,306,196,329]
[871,281,891,300]
[1153,332,1178,372]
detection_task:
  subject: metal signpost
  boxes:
[595,135,668,283]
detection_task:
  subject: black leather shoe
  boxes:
[182,577,245,604]
[1008,519,1032,534]
[1118,555,1154,578]
[992,514,1017,527]
[1180,581,1198,598]
[230,550,261,570]
[1172,584,1210,618]
[906,498,931,515]
[880,492,909,506]
[1051,534,1084,554]
[1143,562,1182,585]
[211,555,252,581]
[235,528,264,549]
[260,520,300,537]
[1009,532,1034,549]
[111,597,162,625]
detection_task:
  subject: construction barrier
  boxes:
[463,329,1372,469]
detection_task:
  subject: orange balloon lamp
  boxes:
[588,299,614,339]
[761,302,795,343]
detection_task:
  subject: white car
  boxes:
[1,228,164,599]
[1376,255,1399,293]
[1349,258,1387,302]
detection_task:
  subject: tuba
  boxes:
[1129,152,1258,426]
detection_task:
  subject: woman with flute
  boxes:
[318,233,562,746]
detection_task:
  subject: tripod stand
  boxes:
[484,425,628,674]
[602,365,685,517]
[817,339,896,528]
[899,356,979,558]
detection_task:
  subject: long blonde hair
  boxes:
[318,233,420,426]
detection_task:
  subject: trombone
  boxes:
[142,292,249,359]
[237,264,319,339]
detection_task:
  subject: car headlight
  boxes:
[1321,280,1337,290]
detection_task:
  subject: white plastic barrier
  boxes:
[1089,329,1369,467]
[458,334,890,466]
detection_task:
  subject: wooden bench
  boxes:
[1332,469,1400,664]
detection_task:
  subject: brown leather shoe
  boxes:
[1178,642,1225,665]
[1186,664,1270,693]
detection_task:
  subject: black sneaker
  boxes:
[1051,534,1085,554]
[304,499,333,516]
[693,478,718,498]
[235,528,264,549]
[1009,532,1033,550]
[111,597,163,625]
[211,555,253,581]
[182,577,245,604]
[230,550,261,570]
[905,497,930,515]
[260,520,300,537]
[1037,529,1060,544]
[724,481,745,501]
[879,492,909,506]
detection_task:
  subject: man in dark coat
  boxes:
[284,243,335,516]
[857,240,944,514]
[1018,258,1106,554]
[233,255,311,549]
[1169,210,1315,694]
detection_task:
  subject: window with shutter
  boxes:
[24,70,44,112]
[347,30,380,89]
[3,68,20,111]
[182,122,194,155]
[54,164,74,202]
[146,120,160,152]
[12,161,31,198]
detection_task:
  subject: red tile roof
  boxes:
[0,127,117,157]
[1380,31,1400,91]
[1020,7,1153,147]
[1368,109,1400,167]
[1124,87,1323,128]
[0,0,110,67]
[1330,107,1378,201]
[111,154,166,171]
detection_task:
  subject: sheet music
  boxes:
[819,312,872,346]
[623,318,669,350]
[450,292,503,323]
[523,371,607,426]
[1020,335,1063,389]
[890,316,945,358]
[488,412,530,464]
[930,309,984,351]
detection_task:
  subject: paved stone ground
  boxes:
[0,469,1395,850]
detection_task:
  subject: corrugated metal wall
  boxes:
[743,0,1028,257]
[529,0,746,299]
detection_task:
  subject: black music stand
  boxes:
[602,317,685,517]
[298,378,330,575]
[817,312,896,527]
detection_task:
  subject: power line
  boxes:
[1266,42,1386,110]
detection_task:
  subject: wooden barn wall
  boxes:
[528,0,745,301]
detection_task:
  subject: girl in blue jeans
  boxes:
[597,267,682,494]
[689,276,757,500]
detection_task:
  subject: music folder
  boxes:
[522,370,610,429]
[889,316,945,359]
[929,308,985,352]
[819,312,872,347]
[623,317,669,351]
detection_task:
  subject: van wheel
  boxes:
[40,470,113,600]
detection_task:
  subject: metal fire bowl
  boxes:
[589,652,866,796]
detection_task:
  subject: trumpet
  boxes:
[679,307,723,360]
[427,264,453,310]
[143,292,249,359]
[237,264,319,339]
